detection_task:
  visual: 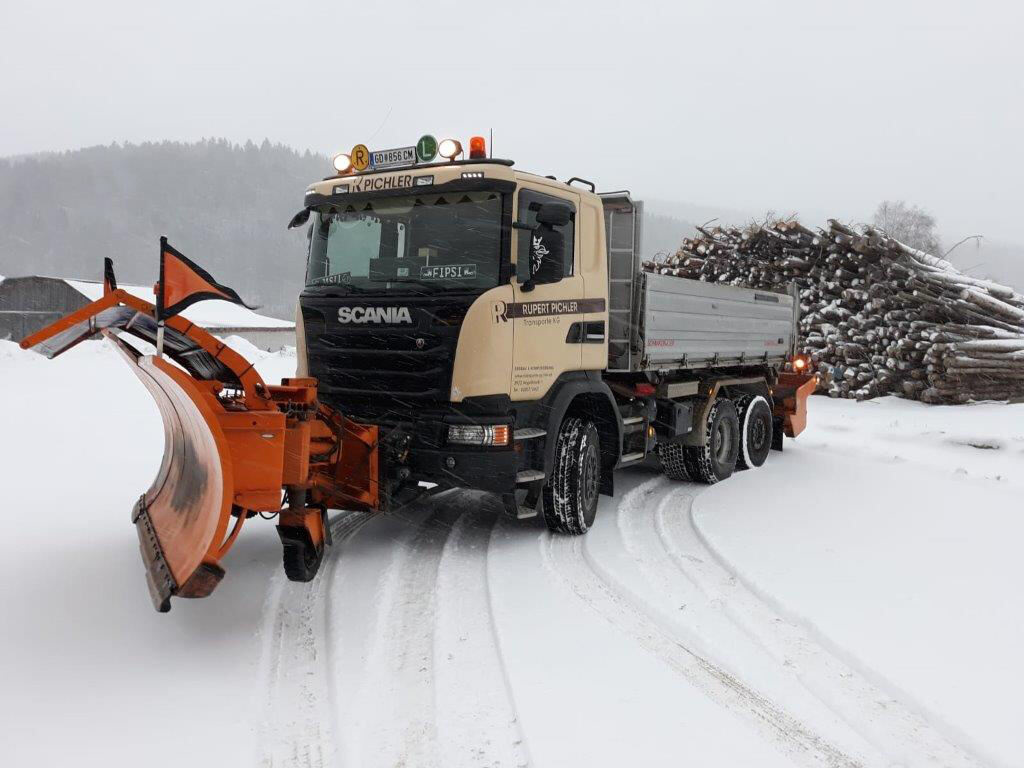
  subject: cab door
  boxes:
[509,184,584,401]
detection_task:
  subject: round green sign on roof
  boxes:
[416,134,438,163]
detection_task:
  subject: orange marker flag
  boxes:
[156,237,255,321]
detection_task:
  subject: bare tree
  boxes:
[872,200,942,255]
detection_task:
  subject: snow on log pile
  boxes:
[644,220,1024,403]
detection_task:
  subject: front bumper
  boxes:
[377,410,521,496]
[405,443,518,494]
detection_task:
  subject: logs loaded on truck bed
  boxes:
[644,219,1024,404]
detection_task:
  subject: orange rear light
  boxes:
[469,136,487,159]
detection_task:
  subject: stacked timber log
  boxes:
[643,220,1024,403]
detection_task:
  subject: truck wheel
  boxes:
[543,417,601,535]
[278,525,324,582]
[735,395,773,470]
[683,399,739,484]
[656,441,690,481]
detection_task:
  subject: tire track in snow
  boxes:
[541,481,861,768]
[256,510,372,768]
[341,500,465,768]
[348,495,530,768]
[434,496,530,768]
[644,479,982,768]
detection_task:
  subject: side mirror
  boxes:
[536,201,571,227]
[288,208,311,229]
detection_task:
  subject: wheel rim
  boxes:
[582,442,599,510]
[714,420,733,463]
[750,416,767,451]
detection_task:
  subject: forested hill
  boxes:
[0,140,327,319]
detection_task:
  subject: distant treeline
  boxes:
[0,139,700,319]
[0,139,326,319]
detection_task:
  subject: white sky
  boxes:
[2,0,1021,240]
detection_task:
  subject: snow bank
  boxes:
[0,339,296,767]
[693,397,1024,767]
[3,339,1019,767]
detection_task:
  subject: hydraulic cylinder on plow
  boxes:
[20,287,381,612]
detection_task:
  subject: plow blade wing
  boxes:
[110,335,235,611]
[22,288,383,612]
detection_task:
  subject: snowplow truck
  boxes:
[21,142,815,611]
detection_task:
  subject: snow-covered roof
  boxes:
[64,279,294,329]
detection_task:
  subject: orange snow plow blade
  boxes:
[21,288,381,611]
[113,336,237,610]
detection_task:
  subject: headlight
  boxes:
[447,424,510,447]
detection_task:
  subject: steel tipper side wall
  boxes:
[638,272,795,370]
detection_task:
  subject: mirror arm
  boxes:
[287,207,311,230]
[512,221,536,231]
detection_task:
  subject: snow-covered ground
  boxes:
[1,338,1020,767]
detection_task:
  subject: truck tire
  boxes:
[656,441,691,481]
[683,399,740,484]
[735,395,773,470]
[543,417,601,535]
[278,525,324,582]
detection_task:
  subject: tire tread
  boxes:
[543,417,599,535]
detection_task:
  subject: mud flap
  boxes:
[771,372,818,439]
[110,335,235,611]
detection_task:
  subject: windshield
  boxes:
[305,190,503,293]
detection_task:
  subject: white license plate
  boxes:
[371,146,416,169]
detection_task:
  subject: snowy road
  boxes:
[2,339,1020,767]
[250,471,981,768]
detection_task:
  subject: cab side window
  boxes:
[517,189,575,282]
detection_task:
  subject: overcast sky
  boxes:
[2,1,1021,240]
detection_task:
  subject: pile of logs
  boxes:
[644,220,1024,403]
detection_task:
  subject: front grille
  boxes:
[302,296,474,408]
[312,331,453,398]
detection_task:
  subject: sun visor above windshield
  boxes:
[304,176,515,210]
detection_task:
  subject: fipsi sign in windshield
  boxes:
[371,146,417,169]
[421,264,477,280]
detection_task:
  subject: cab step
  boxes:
[514,427,547,440]
[503,476,545,520]
[516,469,545,483]
[516,504,539,519]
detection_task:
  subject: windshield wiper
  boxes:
[389,278,447,293]
[313,282,369,296]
